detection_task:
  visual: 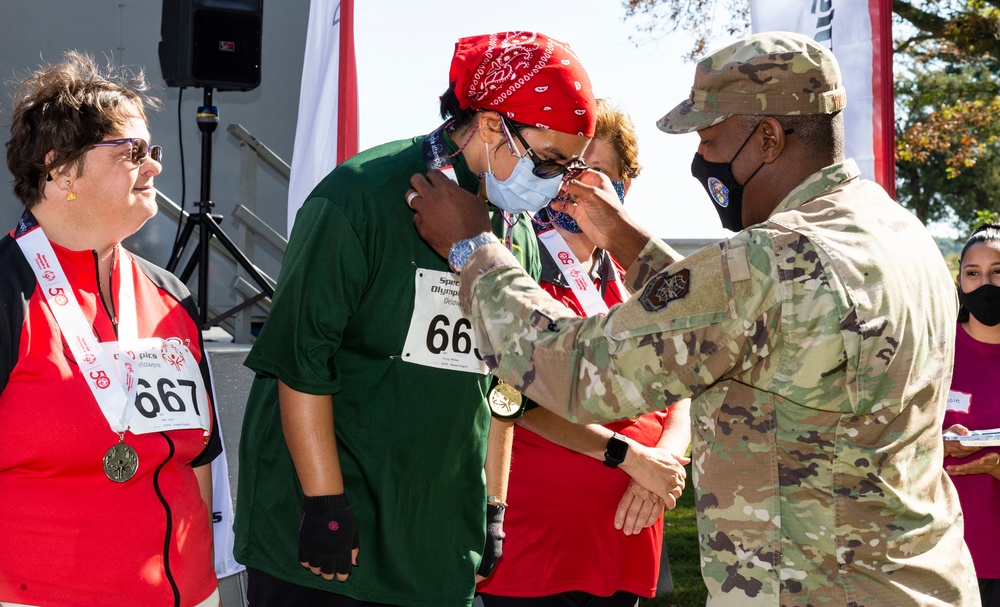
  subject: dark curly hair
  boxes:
[5,51,159,209]
[438,80,478,130]
[957,222,1000,323]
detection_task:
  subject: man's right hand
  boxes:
[298,494,360,582]
[556,170,649,267]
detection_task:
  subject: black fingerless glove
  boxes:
[477,503,506,577]
[298,494,359,576]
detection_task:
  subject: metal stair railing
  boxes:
[155,123,290,343]
[227,123,290,343]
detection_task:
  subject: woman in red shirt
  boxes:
[478,100,691,607]
[0,51,220,607]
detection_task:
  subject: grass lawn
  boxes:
[641,463,707,607]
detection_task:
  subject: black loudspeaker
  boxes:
[159,0,263,91]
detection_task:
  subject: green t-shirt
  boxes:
[233,134,539,606]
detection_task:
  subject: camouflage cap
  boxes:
[657,31,846,134]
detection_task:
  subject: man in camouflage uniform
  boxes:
[408,32,979,606]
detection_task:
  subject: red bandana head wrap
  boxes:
[449,31,596,137]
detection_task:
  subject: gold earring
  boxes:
[66,179,77,201]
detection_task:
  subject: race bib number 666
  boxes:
[401,269,489,375]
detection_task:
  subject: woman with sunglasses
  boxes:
[0,52,221,606]
[233,32,595,607]
[476,99,691,607]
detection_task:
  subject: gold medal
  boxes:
[488,380,524,419]
[103,437,139,482]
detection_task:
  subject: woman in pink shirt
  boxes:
[942,222,1000,607]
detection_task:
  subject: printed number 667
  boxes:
[134,377,201,418]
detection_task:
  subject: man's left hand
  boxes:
[408,170,492,259]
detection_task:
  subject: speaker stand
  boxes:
[166,87,274,330]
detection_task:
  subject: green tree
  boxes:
[895,61,1000,226]
[974,208,1000,228]
[624,1,1000,67]
[624,0,750,60]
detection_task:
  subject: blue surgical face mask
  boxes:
[482,136,564,215]
[535,178,626,234]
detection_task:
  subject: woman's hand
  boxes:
[614,479,665,536]
[945,451,1000,479]
[619,442,689,508]
[943,424,985,459]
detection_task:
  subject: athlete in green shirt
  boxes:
[234,32,597,607]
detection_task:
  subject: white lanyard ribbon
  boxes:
[423,122,520,250]
[537,228,610,317]
[16,222,138,434]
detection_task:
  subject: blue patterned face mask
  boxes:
[535,179,626,234]
[610,179,626,203]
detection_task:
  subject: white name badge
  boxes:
[106,337,212,434]
[401,268,489,374]
[947,390,972,414]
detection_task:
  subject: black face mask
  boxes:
[690,122,767,232]
[960,283,1000,327]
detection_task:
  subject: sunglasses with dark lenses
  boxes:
[91,138,162,165]
[501,116,589,180]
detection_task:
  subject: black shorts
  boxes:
[477,590,639,607]
[981,578,1000,607]
[246,568,401,607]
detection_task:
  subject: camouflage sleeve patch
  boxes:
[610,242,730,337]
[639,268,690,311]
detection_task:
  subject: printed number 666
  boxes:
[426,315,482,360]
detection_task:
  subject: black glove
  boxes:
[477,503,506,577]
[298,494,359,576]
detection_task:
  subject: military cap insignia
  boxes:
[639,268,691,311]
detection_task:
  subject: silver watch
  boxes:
[448,232,499,274]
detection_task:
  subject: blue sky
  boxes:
[351,0,960,241]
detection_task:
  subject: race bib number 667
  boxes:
[401,269,489,375]
[105,337,212,434]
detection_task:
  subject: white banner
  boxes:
[204,357,244,579]
[286,0,358,236]
[750,0,894,193]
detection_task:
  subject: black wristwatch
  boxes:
[603,432,628,468]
